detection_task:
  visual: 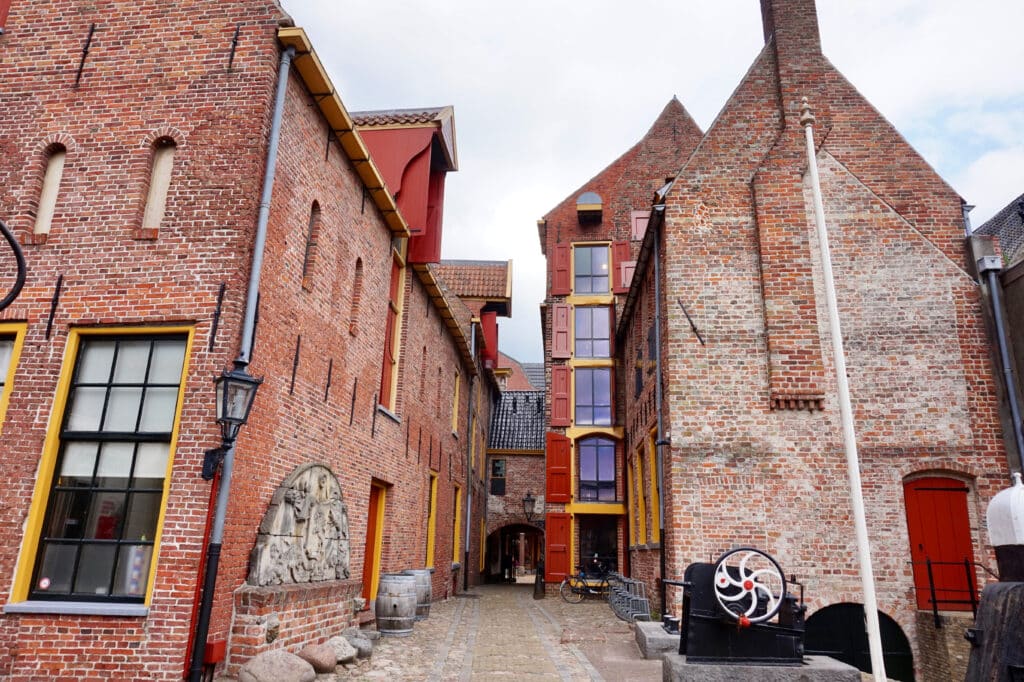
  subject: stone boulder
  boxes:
[327,635,358,663]
[238,650,315,682]
[297,643,337,674]
[341,628,373,659]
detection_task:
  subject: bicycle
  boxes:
[559,565,610,603]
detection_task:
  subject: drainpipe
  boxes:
[651,204,669,612]
[188,44,295,682]
[978,256,1024,473]
[463,324,477,591]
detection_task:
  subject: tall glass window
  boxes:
[575,367,612,426]
[30,334,187,602]
[573,245,609,294]
[574,306,610,358]
[578,437,616,502]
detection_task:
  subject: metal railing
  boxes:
[909,558,998,627]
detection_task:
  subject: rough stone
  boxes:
[327,635,357,663]
[265,613,280,644]
[662,654,860,681]
[237,649,316,682]
[297,643,337,673]
[635,620,678,659]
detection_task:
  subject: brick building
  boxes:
[539,0,1010,678]
[0,1,506,678]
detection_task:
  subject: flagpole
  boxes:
[800,97,887,681]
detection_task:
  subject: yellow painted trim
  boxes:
[12,325,195,604]
[425,472,438,568]
[277,28,409,238]
[635,452,647,544]
[648,429,660,543]
[568,241,611,298]
[0,322,28,437]
[452,484,462,564]
[469,414,477,470]
[626,458,636,546]
[566,294,615,306]
[368,482,387,603]
[450,371,460,434]
[381,249,406,411]
[570,357,613,369]
[576,203,602,212]
[566,502,626,515]
[479,518,486,571]
[565,426,623,441]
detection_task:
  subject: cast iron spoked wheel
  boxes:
[0,219,27,313]
[559,576,584,603]
[712,547,787,624]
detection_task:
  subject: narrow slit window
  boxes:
[301,202,321,289]
[142,139,176,232]
[34,146,67,236]
[349,258,363,335]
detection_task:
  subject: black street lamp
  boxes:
[523,491,536,522]
[190,359,262,681]
[202,360,262,480]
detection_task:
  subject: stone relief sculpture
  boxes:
[248,463,351,586]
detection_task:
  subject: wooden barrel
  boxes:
[375,573,417,636]
[402,568,433,620]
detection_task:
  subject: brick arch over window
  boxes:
[19,134,78,242]
[135,127,185,239]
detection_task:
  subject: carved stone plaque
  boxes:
[248,463,350,586]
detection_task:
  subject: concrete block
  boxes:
[635,620,679,659]
[662,654,861,681]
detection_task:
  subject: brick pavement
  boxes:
[332,583,662,681]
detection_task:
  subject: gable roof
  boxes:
[352,105,458,172]
[433,260,512,317]
[976,193,1024,267]
[488,390,545,451]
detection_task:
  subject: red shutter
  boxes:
[631,210,651,241]
[551,365,570,426]
[551,243,570,295]
[904,477,975,611]
[612,241,631,293]
[546,432,571,503]
[551,303,571,359]
[545,512,572,582]
[481,311,498,368]
[0,0,10,28]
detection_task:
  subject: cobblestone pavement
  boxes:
[332,583,662,681]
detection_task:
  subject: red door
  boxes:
[545,512,571,583]
[903,477,974,611]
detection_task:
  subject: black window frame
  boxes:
[29,334,187,603]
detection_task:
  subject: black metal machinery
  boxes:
[667,547,806,665]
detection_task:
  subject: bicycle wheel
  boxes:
[560,577,584,603]
[597,578,611,600]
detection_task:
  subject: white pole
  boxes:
[800,97,887,681]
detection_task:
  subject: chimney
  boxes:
[760,0,822,56]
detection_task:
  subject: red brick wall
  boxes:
[631,4,1007,677]
[0,1,490,677]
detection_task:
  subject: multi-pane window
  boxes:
[573,245,609,294]
[575,367,611,426]
[578,437,616,502]
[31,334,187,602]
[0,335,14,394]
[574,306,610,358]
[490,458,506,495]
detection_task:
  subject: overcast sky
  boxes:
[282,0,1024,364]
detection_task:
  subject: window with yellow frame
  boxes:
[450,371,460,434]
[647,430,660,544]
[13,326,193,606]
[0,322,28,436]
[452,484,462,564]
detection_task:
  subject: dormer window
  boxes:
[577,191,602,224]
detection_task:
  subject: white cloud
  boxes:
[283,0,1024,362]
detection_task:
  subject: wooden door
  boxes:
[362,483,385,605]
[904,477,974,611]
[545,512,571,582]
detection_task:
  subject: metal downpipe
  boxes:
[188,44,295,682]
[983,266,1024,473]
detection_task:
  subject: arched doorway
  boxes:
[804,603,914,681]
[485,523,543,583]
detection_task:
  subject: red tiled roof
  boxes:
[433,260,510,301]
[351,106,452,127]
